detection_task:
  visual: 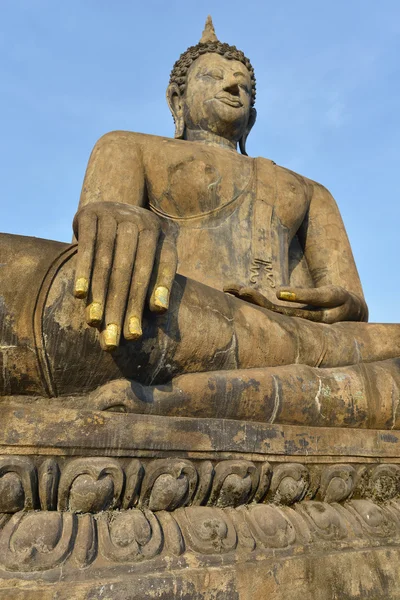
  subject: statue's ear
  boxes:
[239,107,257,156]
[166,83,185,139]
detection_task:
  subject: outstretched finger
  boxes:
[149,236,178,313]
[100,221,139,351]
[74,211,97,299]
[277,286,348,308]
[86,216,117,327]
[223,283,243,297]
[123,228,159,340]
[237,287,276,310]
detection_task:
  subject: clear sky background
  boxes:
[1,0,399,322]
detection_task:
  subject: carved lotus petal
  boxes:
[369,465,400,502]
[0,472,24,513]
[324,477,350,504]
[11,513,62,554]
[270,464,309,506]
[109,510,152,548]
[276,477,305,505]
[306,502,339,529]
[69,474,114,513]
[363,505,384,528]
[197,516,228,542]
[348,500,393,537]
[97,509,162,562]
[319,465,356,503]
[249,505,284,537]
[372,475,398,500]
[218,474,253,507]
[149,474,189,511]
[351,500,386,528]
[298,502,347,540]
[187,507,229,543]
[247,505,296,548]
[175,507,237,555]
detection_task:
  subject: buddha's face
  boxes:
[183,53,252,141]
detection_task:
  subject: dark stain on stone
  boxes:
[380,433,399,444]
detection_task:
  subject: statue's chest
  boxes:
[145,149,253,218]
[143,146,311,296]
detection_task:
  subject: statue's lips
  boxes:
[215,94,243,108]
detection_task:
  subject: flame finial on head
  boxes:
[200,15,218,44]
[169,18,256,108]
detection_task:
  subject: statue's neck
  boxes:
[184,129,237,152]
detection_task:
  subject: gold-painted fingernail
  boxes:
[279,291,297,302]
[75,277,88,298]
[102,323,119,351]
[127,316,142,340]
[153,286,169,311]
[87,302,103,326]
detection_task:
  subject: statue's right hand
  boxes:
[72,202,177,351]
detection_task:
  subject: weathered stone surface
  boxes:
[1,501,400,597]
[0,442,399,514]
[3,405,400,458]
[2,13,400,599]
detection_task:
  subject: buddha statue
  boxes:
[1,16,400,429]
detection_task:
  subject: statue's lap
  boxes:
[1,232,400,433]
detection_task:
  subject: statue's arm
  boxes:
[227,177,368,324]
[291,181,368,322]
[72,131,177,351]
[77,131,146,210]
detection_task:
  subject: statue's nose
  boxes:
[223,81,240,96]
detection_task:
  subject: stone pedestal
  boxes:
[1,404,400,599]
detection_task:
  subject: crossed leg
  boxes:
[2,233,400,427]
[86,356,400,429]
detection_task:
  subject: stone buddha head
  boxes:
[167,16,257,154]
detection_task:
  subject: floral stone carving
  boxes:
[0,456,400,515]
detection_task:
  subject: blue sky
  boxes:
[1,0,399,322]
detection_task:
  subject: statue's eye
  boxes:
[204,69,224,80]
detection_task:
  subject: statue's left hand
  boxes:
[224,284,367,323]
[277,285,368,323]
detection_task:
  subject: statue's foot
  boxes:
[87,378,150,412]
[82,357,400,430]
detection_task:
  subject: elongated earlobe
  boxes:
[239,107,257,156]
[166,83,185,139]
[174,115,185,139]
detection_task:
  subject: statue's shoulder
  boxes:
[255,156,311,195]
[301,175,335,202]
[93,130,173,150]
[256,156,334,201]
